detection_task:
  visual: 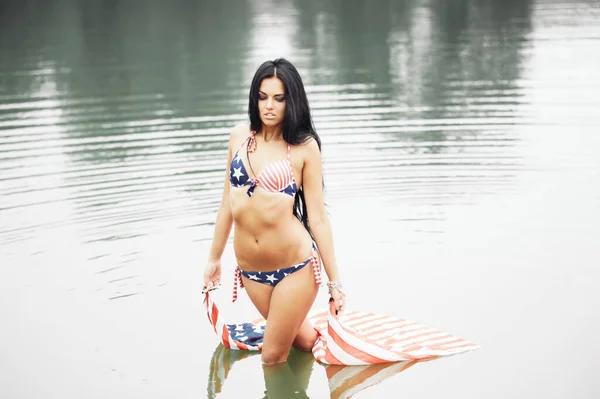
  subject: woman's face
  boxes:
[258,76,286,129]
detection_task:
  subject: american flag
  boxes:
[203,290,479,365]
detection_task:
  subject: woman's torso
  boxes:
[229,126,313,271]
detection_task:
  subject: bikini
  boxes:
[229,130,297,197]
[229,131,322,302]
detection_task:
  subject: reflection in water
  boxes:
[207,344,422,398]
[207,345,312,398]
[0,0,539,250]
[326,361,420,399]
[262,352,315,399]
[246,0,301,74]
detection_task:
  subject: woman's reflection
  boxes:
[262,348,315,398]
[207,344,422,398]
[207,344,314,398]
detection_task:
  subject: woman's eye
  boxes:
[276,97,285,102]
[259,96,266,101]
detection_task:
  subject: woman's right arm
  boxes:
[204,125,239,287]
[207,134,234,262]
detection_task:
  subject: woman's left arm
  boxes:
[301,138,345,312]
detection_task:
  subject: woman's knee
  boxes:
[293,332,317,352]
[261,346,289,365]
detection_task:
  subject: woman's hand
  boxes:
[203,259,222,291]
[330,287,345,315]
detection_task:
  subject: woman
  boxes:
[203,58,345,365]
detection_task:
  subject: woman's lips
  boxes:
[264,113,276,120]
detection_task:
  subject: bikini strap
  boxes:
[248,131,257,153]
[236,131,257,153]
[287,143,295,182]
[232,267,244,303]
[310,242,322,285]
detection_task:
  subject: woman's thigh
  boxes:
[242,276,274,319]
[262,265,319,353]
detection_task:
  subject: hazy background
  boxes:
[1,0,599,398]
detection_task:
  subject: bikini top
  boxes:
[229,131,298,198]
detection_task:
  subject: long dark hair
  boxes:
[248,58,322,233]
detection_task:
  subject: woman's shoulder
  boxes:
[295,135,319,151]
[230,122,251,138]
[294,135,321,163]
[228,123,251,146]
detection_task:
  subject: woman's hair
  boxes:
[248,58,322,234]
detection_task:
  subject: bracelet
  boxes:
[326,281,345,296]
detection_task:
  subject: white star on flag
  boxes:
[232,167,244,181]
[265,274,278,283]
[249,274,261,281]
[233,153,241,163]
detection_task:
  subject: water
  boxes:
[1,0,599,398]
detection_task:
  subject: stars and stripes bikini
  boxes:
[229,130,297,197]
[229,131,322,302]
[232,242,322,302]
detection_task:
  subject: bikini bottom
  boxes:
[232,242,321,302]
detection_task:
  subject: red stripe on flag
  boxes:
[392,330,441,345]
[313,339,343,365]
[210,303,219,328]
[209,304,220,335]
[323,348,343,365]
[328,324,388,364]
[221,325,230,349]
[235,341,249,350]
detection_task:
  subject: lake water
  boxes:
[1,0,599,398]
